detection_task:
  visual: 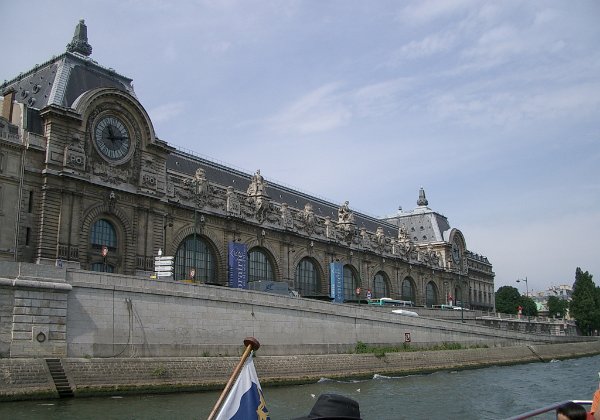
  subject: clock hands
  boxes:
[97,118,130,159]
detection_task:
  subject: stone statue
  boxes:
[226,186,241,216]
[247,169,267,196]
[337,201,354,224]
[398,225,408,240]
[303,203,316,233]
[280,203,292,229]
[375,227,385,248]
[192,168,208,196]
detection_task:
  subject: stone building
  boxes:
[0,21,495,310]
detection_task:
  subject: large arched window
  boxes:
[401,277,415,303]
[248,248,274,282]
[295,258,320,296]
[174,235,216,282]
[426,281,438,307]
[90,219,117,249]
[343,265,359,301]
[372,272,389,298]
[90,219,118,273]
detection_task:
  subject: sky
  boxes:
[2,0,599,294]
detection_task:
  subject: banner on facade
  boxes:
[228,242,248,289]
[329,262,344,303]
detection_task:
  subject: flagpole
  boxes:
[207,337,261,420]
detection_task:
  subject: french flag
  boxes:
[215,354,270,420]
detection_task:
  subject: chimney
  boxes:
[1,88,16,122]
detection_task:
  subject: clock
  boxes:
[94,116,131,162]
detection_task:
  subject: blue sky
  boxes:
[2,0,599,293]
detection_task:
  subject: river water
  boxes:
[1,354,598,419]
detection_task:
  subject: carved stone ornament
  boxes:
[419,245,440,267]
[360,227,369,248]
[247,169,268,197]
[245,170,271,223]
[141,172,157,189]
[280,203,293,229]
[324,216,335,239]
[253,195,270,223]
[92,161,131,185]
[374,226,386,249]
[398,224,409,240]
[108,190,116,213]
[226,186,241,216]
[337,201,354,224]
[184,167,210,208]
[64,134,86,171]
[301,203,316,234]
[166,176,175,197]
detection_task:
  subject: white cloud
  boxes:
[265,83,352,134]
[393,32,457,60]
[148,102,186,123]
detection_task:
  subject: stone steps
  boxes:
[45,358,73,398]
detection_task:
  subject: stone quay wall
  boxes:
[1,340,599,400]
[0,263,589,359]
[64,270,582,358]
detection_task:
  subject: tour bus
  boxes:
[368,297,414,307]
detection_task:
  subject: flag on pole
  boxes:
[215,353,270,420]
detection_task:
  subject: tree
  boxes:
[495,286,521,314]
[519,295,538,317]
[569,268,600,335]
[547,296,569,318]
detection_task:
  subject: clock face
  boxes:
[94,116,131,162]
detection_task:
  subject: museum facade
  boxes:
[0,21,495,310]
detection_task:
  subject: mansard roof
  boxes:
[1,20,133,111]
[380,188,452,244]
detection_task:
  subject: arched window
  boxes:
[174,235,216,282]
[372,272,389,298]
[401,277,415,303]
[426,282,438,307]
[343,265,359,301]
[90,219,117,249]
[295,258,319,296]
[248,248,274,282]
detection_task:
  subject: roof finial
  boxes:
[417,187,428,206]
[66,19,92,56]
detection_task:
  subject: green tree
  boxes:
[518,295,538,317]
[569,268,600,335]
[547,296,569,318]
[495,286,521,314]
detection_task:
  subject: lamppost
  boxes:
[516,277,529,297]
[516,277,529,320]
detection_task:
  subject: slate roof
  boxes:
[1,52,134,111]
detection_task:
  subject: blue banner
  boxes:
[228,242,248,289]
[329,262,344,303]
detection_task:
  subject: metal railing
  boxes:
[505,399,592,419]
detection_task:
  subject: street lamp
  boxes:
[516,277,529,297]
